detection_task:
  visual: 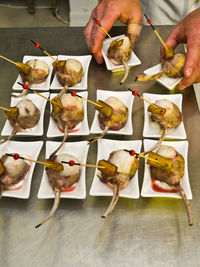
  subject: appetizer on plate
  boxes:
[0,99,40,144]
[89,96,128,144]
[98,149,139,218]
[147,144,193,226]
[107,35,132,84]
[36,153,81,228]
[50,86,84,156]
[0,153,30,197]
[53,59,83,87]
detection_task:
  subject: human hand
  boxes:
[161,8,200,90]
[83,0,143,64]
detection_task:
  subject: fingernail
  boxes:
[185,68,193,78]
[178,84,185,90]
[96,57,103,64]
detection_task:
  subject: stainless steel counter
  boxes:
[0,26,200,267]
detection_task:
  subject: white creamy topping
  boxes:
[109,150,135,174]
[26,59,49,74]
[155,99,174,110]
[61,93,83,111]
[65,59,82,72]
[105,96,126,111]
[56,154,80,176]
[4,156,27,178]
[16,99,36,117]
[157,145,176,159]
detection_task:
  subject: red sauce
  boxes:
[61,184,77,192]
[151,177,177,193]
[57,126,80,133]
[109,59,120,66]
[7,184,23,191]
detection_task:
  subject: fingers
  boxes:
[91,9,119,63]
[84,4,105,63]
[160,25,184,59]
[84,1,119,64]
[84,0,143,64]
[178,37,200,89]
[127,19,142,48]
[84,10,96,50]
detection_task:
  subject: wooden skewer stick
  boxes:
[17,82,56,104]
[80,163,105,168]
[124,149,159,163]
[0,55,19,66]
[153,30,168,50]
[71,91,102,108]
[0,106,10,112]
[33,92,56,104]
[139,96,158,109]
[6,153,64,171]
[128,89,158,109]
[137,153,159,163]
[30,40,59,63]
[144,14,168,51]
[82,96,101,108]
[6,153,47,166]
[61,160,105,169]
[93,17,116,43]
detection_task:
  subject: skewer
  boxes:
[17,82,56,105]
[71,91,102,108]
[93,17,116,43]
[144,14,168,51]
[0,55,31,73]
[128,89,158,109]
[0,106,10,112]
[0,55,17,65]
[6,153,63,171]
[61,160,105,169]
[6,153,48,166]
[30,40,59,63]
[124,149,159,163]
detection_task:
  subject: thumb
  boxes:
[127,19,142,49]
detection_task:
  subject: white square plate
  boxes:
[0,140,43,198]
[12,55,56,90]
[47,91,89,137]
[90,139,142,199]
[1,93,48,136]
[144,63,182,90]
[102,34,141,71]
[141,139,192,199]
[37,141,89,199]
[90,90,134,135]
[143,93,186,139]
[50,55,92,90]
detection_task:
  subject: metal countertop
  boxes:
[0,26,200,267]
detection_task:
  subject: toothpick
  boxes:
[80,163,105,168]
[124,149,159,163]
[82,97,102,108]
[71,91,102,108]
[30,40,59,63]
[128,89,158,109]
[137,154,159,163]
[0,55,17,65]
[6,153,63,171]
[6,153,46,165]
[61,160,105,169]
[0,106,10,112]
[17,82,56,104]
[93,17,116,43]
[144,14,168,51]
